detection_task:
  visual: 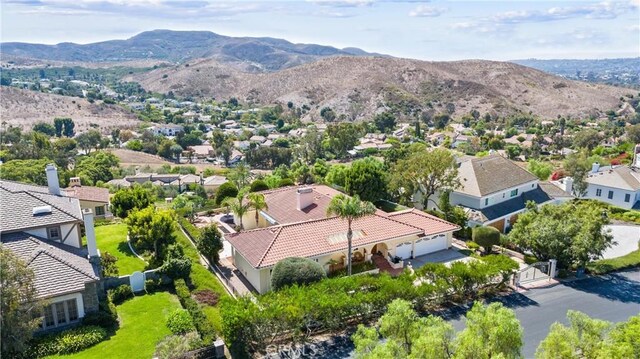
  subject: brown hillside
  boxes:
[0,87,140,132]
[128,56,628,120]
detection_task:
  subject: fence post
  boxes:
[549,259,557,279]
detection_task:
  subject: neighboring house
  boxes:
[249,135,267,144]
[147,124,184,137]
[226,185,460,293]
[0,165,101,331]
[555,148,640,209]
[64,177,111,218]
[423,155,572,232]
[203,176,227,193]
[188,145,214,159]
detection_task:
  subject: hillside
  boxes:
[0,87,140,132]
[1,30,377,72]
[127,56,630,120]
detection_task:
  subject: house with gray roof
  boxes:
[0,164,101,331]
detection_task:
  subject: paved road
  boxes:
[311,269,640,359]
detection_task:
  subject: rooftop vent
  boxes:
[32,205,52,216]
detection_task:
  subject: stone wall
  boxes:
[82,282,100,314]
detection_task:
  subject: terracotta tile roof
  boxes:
[64,186,110,204]
[258,185,344,224]
[1,232,99,299]
[385,208,460,235]
[227,213,424,269]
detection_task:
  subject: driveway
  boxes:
[310,269,640,359]
[405,248,474,269]
[603,224,640,259]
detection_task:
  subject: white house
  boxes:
[147,124,184,136]
[1,165,101,331]
[225,185,460,293]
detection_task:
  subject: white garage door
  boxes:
[395,242,413,259]
[414,234,448,257]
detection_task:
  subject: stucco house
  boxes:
[0,165,101,331]
[225,185,460,293]
[64,177,111,218]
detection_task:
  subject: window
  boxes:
[47,226,61,240]
[532,184,535,188]
[95,206,105,216]
[44,305,55,328]
[42,299,79,329]
[55,302,67,325]
[502,193,505,198]
[484,198,489,206]
[625,193,631,203]
[608,191,614,199]
[510,189,519,197]
[596,189,602,197]
[66,299,78,322]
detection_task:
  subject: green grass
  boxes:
[587,247,640,275]
[174,228,229,333]
[95,224,146,275]
[374,199,407,213]
[47,292,181,359]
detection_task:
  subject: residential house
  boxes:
[64,177,111,218]
[249,135,267,144]
[202,176,227,193]
[233,141,250,151]
[0,165,101,331]
[226,185,460,293]
[147,124,184,137]
[188,145,214,159]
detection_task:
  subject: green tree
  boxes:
[564,150,591,197]
[373,112,397,133]
[75,151,119,185]
[53,117,75,137]
[536,311,613,359]
[215,182,238,205]
[0,247,43,356]
[345,157,388,202]
[249,179,269,192]
[325,163,349,188]
[33,122,56,136]
[197,225,224,264]
[110,186,154,218]
[326,194,376,276]
[389,146,459,208]
[227,162,250,190]
[626,124,640,144]
[572,128,601,151]
[297,126,324,164]
[326,123,361,158]
[223,192,251,231]
[247,192,268,228]
[126,207,177,261]
[0,158,53,185]
[527,159,553,180]
[271,257,326,291]
[76,129,102,154]
[472,226,501,254]
[509,202,613,268]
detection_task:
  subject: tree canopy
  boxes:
[110,185,154,218]
[126,207,177,261]
[345,157,388,202]
[271,257,327,291]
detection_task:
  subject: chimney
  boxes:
[82,208,99,258]
[69,177,81,187]
[633,144,640,169]
[563,177,573,195]
[591,162,600,174]
[296,187,314,211]
[45,164,61,195]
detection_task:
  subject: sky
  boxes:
[1,0,639,61]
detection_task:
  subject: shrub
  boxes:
[154,332,203,359]
[108,284,133,305]
[82,310,118,329]
[524,254,539,265]
[174,279,216,344]
[249,179,269,192]
[278,178,294,187]
[271,257,327,291]
[467,241,480,251]
[472,226,501,254]
[166,309,195,335]
[101,252,119,277]
[29,325,107,357]
[215,182,238,205]
[159,244,192,279]
[145,278,162,293]
[193,289,219,306]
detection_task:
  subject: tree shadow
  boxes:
[431,292,540,322]
[561,270,640,304]
[117,241,138,258]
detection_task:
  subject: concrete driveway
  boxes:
[603,224,640,259]
[404,248,473,269]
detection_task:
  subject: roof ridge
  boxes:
[0,179,50,194]
[23,191,82,221]
[374,212,427,233]
[256,226,283,267]
[28,245,97,280]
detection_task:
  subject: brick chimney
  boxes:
[45,164,61,195]
[69,177,82,187]
[296,187,314,211]
[82,208,99,258]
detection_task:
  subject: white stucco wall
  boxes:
[233,249,265,293]
[25,222,81,248]
[583,184,638,209]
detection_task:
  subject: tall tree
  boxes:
[246,192,268,228]
[326,194,376,276]
[197,225,224,264]
[75,129,102,154]
[223,192,251,231]
[373,112,397,133]
[227,162,250,190]
[110,186,154,218]
[563,149,591,197]
[389,145,459,208]
[326,123,361,158]
[1,247,43,356]
[344,157,388,202]
[126,207,177,261]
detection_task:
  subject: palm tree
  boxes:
[247,192,268,228]
[326,194,376,276]
[223,193,251,231]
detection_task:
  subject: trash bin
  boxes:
[576,268,585,278]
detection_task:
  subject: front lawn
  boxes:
[588,245,640,275]
[95,223,146,275]
[174,228,229,333]
[47,292,181,359]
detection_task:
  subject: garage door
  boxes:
[414,234,448,257]
[395,242,413,259]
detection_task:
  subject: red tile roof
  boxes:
[259,185,343,224]
[64,186,110,204]
[227,213,438,269]
[385,208,460,236]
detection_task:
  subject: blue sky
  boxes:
[1,0,639,61]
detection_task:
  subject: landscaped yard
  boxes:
[47,292,181,359]
[95,223,146,275]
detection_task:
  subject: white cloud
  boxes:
[409,5,446,17]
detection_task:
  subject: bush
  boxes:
[278,178,294,187]
[328,260,376,278]
[101,252,119,277]
[174,279,216,344]
[472,226,501,254]
[166,309,195,335]
[82,310,118,329]
[159,245,192,279]
[29,325,107,357]
[271,257,327,291]
[467,241,480,251]
[215,182,238,205]
[145,278,162,293]
[108,284,133,304]
[154,332,203,359]
[524,254,539,265]
[249,179,269,192]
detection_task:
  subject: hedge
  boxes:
[221,254,519,357]
[587,241,640,275]
[472,226,501,254]
[28,325,107,357]
[108,284,133,305]
[178,217,202,240]
[174,279,216,344]
[271,257,327,290]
